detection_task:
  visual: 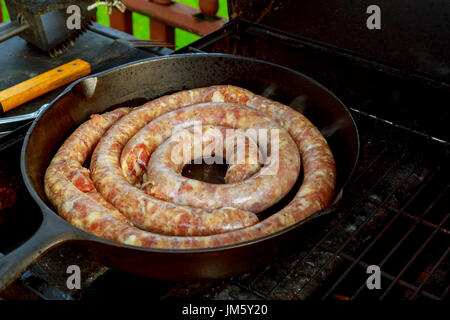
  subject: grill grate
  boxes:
[216,110,449,301]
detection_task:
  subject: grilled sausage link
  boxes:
[45,85,336,249]
[45,108,132,225]
[142,124,266,202]
[123,103,300,213]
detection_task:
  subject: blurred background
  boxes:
[0,0,229,49]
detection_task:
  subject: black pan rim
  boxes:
[20,52,360,254]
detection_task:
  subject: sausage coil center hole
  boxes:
[182,156,229,184]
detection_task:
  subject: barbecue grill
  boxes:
[0,1,448,300]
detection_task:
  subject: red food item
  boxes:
[45,86,336,249]
[137,104,300,213]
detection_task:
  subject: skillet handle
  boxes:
[0,212,77,293]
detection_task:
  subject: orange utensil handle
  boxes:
[0,59,91,114]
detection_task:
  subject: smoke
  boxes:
[262,83,277,98]
[289,94,309,114]
[320,119,347,138]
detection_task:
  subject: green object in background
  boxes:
[96,4,110,27]
[175,0,229,49]
[96,0,228,48]
[1,0,10,22]
[96,0,228,49]
[0,0,228,49]
[132,12,150,40]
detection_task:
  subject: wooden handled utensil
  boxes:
[0,59,91,114]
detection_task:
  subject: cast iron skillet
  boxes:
[0,54,359,291]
